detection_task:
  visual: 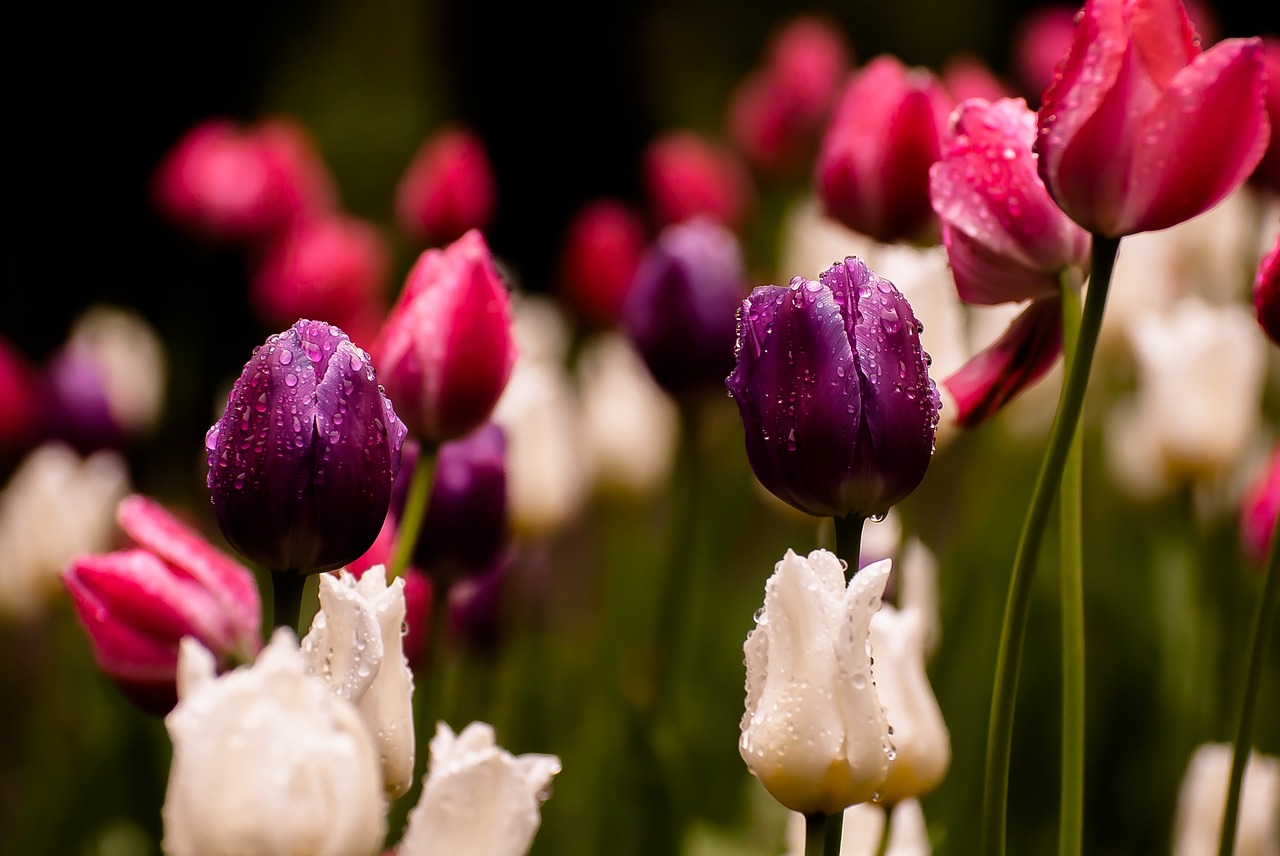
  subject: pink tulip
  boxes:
[1255,231,1280,346]
[395,126,497,246]
[643,131,754,230]
[1035,0,1270,237]
[931,97,1091,427]
[371,229,516,443]
[1249,38,1280,193]
[1241,444,1280,566]
[1011,4,1078,103]
[942,54,1016,104]
[557,198,648,328]
[816,55,953,244]
[62,495,262,714]
[0,337,39,456]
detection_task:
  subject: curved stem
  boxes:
[834,514,867,581]
[980,234,1120,856]
[270,570,306,635]
[1058,274,1086,856]
[388,444,437,581]
[1217,515,1280,856]
[804,812,843,856]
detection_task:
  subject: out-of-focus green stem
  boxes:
[980,234,1120,856]
[270,570,306,635]
[834,514,866,581]
[873,804,892,856]
[388,445,436,581]
[804,812,842,856]
[1217,513,1280,856]
[1058,273,1086,856]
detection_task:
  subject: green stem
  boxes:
[1058,273,1086,856]
[873,804,893,856]
[834,514,867,581]
[270,570,306,635]
[804,812,843,856]
[980,234,1120,856]
[1217,512,1280,856]
[388,445,437,581]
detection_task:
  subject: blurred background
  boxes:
[3,1,1279,854]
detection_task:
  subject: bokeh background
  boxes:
[3,1,1279,855]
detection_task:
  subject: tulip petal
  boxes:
[1120,38,1269,234]
[943,296,1063,428]
[940,224,1059,305]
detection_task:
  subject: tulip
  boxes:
[942,54,1015,104]
[1249,38,1280,193]
[302,566,415,798]
[372,229,516,444]
[1254,231,1280,346]
[0,442,129,619]
[249,215,390,346]
[398,721,561,856]
[1035,0,1270,238]
[206,319,407,575]
[869,602,950,804]
[1105,297,1266,499]
[623,216,748,400]
[643,131,754,230]
[0,336,41,456]
[815,55,952,244]
[726,256,940,521]
[930,96,1091,427]
[740,549,892,814]
[395,125,497,246]
[556,198,648,329]
[43,306,167,453]
[1011,4,1078,103]
[1240,444,1280,566]
[1171,743,1280,856]
[162,631,386,856]
[63,495,261,715]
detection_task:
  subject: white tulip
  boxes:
[0,442,129,618]
[302,566,415,799]
[740,549,892,815]
[162,631,386,856]
[869,603,950,805]
[1172,743,1280,856]
[398,721,561,856]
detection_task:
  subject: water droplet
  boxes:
[285,373,298,387]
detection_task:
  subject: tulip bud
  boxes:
[163,631,387,856]
[63,495,262,715]
[302,566,415,798]
[741,550,892,814]
[1249,38,1280,193]
[727,257,940,521]
[206,319,407,574]
[1240,444,1280,566]
[372,229,516,444]
[1254,231,1280,346]
[643,131,754,230]
[1035,0,1270,237]
[556,198,648,329]
[1171,743,1280,856]
[398,721,561,856]
[623,216,748,400]
[0,336,41,456]
[395,126,497,246]
[1010,4,1077,103]
[816,55,952,244]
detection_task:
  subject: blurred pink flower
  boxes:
[1255,231,1280,345]
[1241,444,1280,566]
[1011,4,1078,102]
[643,131,754,230]
[556,198,648,329]
[1035,0,1270,237]
[395,125,497,246]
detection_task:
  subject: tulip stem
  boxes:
[1217,507,1280,856]
[270,570,306,635]
[389,445,436,581]
[981,234,1119,856]
[1058,271,1086,856]
[873,804,893,856]
[834,514,866,581]
[804,812,842,856]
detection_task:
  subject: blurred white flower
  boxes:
[895,538,941,658]
[1172,743,1280,856]
[740,549,892,814]
[163,630,386,856]
[398,721,561,856]
[302,565,415,799]
[869,601,949,805]
[492,295,588,536]
[576,331,679,497]
[785,799,932,855]
[1105,296,1267,500]
[0,442,129,618]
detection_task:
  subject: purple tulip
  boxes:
[623,216,747,399]
[205,319,407,574]
[727,257,940,520]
